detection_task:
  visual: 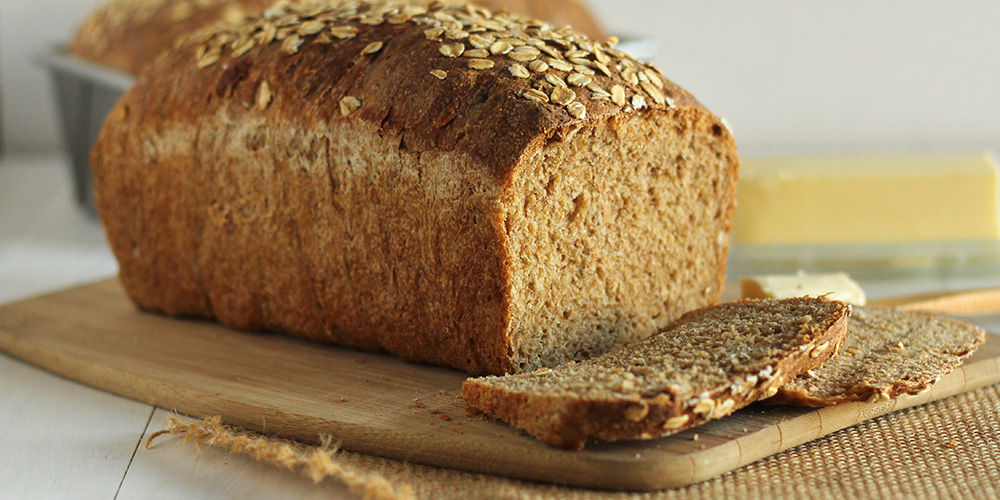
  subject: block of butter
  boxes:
[732,152,1000,245]
[741,272,866,306]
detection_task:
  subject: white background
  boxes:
[1,0,999,156]
[1,2,1000,497]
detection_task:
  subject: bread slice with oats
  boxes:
[771,306,985,407]
[462,297,851,449]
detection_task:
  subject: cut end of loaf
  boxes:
[464,297,851,449]
[502,109,738,373]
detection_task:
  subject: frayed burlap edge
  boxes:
[144,383,1000,500]
[146,415,414,500]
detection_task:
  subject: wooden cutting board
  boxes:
[1,279,998,491]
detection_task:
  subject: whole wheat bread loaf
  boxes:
[68,0,274,75]
[772,306,986,406]
[462,298,851,449]
[92,0,738,375]
[69,0,605,76]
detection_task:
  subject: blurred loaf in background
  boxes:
[473,0,604,41]
[68,0,276,75]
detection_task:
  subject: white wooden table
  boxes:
[3,152,999,499]
[0,153,357,499]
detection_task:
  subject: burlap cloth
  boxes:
[170,383,1000,500]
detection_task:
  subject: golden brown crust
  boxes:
[140,1,708,182]
[93,1,736,375]
[463,298,851,449]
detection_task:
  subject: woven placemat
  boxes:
[160,384,1000,500]
[340,384,1000,500]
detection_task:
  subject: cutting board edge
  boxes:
[1,279,999,491]
[4,326,997,491]
[0,325,702,490]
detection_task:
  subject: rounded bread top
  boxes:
[118,0,717,181]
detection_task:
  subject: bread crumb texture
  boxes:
[463,298,850,449]
[92,0,738,375]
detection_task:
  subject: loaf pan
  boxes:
[42,47,133,217]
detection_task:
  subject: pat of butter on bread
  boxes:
[742,272,866,306]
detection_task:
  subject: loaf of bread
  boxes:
[463,298,851,449]
[68,0,273,75]
[93,0,739,375]
[772,306,986,406]
[69,0,605,75]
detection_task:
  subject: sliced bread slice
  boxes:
[771,306,986,407]
[462,297,851,449]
